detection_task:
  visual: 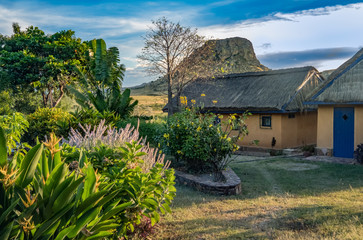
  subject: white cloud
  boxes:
[1,2,363,86]
[199,3,363,67]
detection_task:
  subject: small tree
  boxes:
[138,17,208,117]
[0,23,88,108]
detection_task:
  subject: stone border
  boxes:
[174,167,241,195]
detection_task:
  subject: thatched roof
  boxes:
[306,48,363,104]
[164,66,324,113]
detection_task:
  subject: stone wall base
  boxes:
[174,168,241,195]
[315,147,333,156]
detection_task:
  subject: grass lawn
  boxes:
[151,157,363,239]
[131,95,167,116]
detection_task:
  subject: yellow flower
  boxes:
[212,100,218,104]
[209,124,213,128]
[177,150,182,154]
[163,133,169,139]
[159,150,163,154]
[196,126,201,132]
[227,137,231,142]
[191,99,196,104]
[177,124,180,127]
[180,96,188,105]
[201,93,206,97]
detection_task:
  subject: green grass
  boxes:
[151,158,363,239]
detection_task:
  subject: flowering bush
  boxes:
[162,104,249,180]
[63,120,176,238]
[67,119,166,172]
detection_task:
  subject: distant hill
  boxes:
[130,37,269,96]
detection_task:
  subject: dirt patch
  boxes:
[267,162,319,171]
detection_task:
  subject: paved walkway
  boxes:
[233,151,359,165]
[302,155,356,165]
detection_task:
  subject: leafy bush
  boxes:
[70,108,122,129]
[98,141,176,237]
[0,90,14,115]
[161,106,248,180]
[67,119,167,173]
[354,144,363,164]
[0,112,29,153]
[1,126,176,239]
[0,90,42,115]
[64,120,176,237]
[22,107,74,144]
[0,130,131,239]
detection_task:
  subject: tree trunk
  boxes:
[167,72,173,117]
[42,92,47,108]
[53,85,65,108]
[176,83,181,111]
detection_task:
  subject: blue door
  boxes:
[333,107,354,158]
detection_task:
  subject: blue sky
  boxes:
[0,0,363,87]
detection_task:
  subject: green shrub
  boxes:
[354,144,363,164]
[0,130,132,239]
[70,108,122,129]
[22,107,74,144]
[0,112,29,153]
[64,120,176,237]
[99,141,176,237]
[0,90,14,115]
[162,106,248,180]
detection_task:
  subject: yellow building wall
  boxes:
[223,112,316,149]
[222,114,282,149]
[316,106,334,149]
[280,111,317,148]
[240,114,282,149]
[317,105,363,152]
[354,105,363,147]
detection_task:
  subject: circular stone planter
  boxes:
[174,167,241,195]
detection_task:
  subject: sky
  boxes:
[0,0,363,87]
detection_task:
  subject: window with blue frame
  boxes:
[260,115,271,128]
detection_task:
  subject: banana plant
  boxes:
[0,129,132,239]
[68,38,138,118]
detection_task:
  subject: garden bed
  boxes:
[174,167,241,195]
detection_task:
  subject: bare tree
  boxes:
[138,17,208,116]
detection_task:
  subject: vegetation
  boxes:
[0,22,176,239]
[64,121,176,237]
[0,23,88,108]
[22,107,74,144]
[151,157,363,239]
[0,120,175,239]
[0,113,29,153]
[69,39,138,118]
[138,17,207,116]
[161,102,248,180]
[354,144,363,164]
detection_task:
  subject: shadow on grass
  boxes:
[171,158,363,208]
[158,204,363,239]
[230,158,363,198]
